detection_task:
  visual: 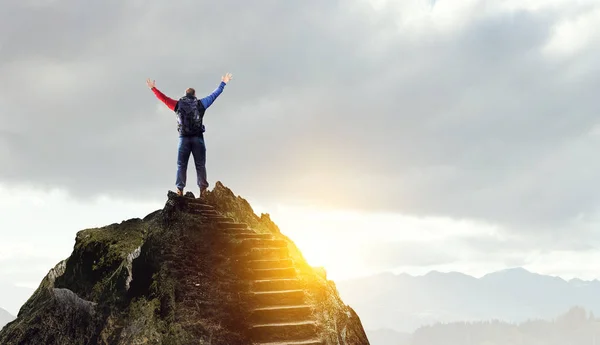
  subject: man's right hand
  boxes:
[146,78,156,89]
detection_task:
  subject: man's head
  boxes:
[185,88,195,97]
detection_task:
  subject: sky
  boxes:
[2,0,600,314]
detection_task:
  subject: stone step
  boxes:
[235,233,274,240]
[188,209,218,217]
[200,210,219,215]
[223,229,256,235]
[187,203,214,211]
[249,321,318,343]
[253,340,323,345]
[251,268,297,279]
[204,216,233,222]
[246,247,289,260]
[249,259,293,269]
[251,305,313,324]
[187,198,209,204]
[218,222,248,229]
[203,218,232,223]
[250,290,305,306]
[200,214,230,220]
[253,279,303,292]
[242,238,287,248]
[200,214,221,219]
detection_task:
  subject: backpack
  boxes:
[176,96,205,136]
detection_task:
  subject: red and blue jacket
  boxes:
[151,81,226,112]
[152,81,226,135]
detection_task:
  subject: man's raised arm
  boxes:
[199,73,233,109]
[147,78,178,111]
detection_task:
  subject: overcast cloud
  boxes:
[2,0,600,299]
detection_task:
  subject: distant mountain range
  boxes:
[408,306,600,345]
[336,267,600,333]
[374,306,598,345]
[0,307,15,330]
[0,281,34,316]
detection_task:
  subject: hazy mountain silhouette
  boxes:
[337,268,600,333]
[366,328,410,345]
[0,307,15,330]
[0,281,33,316]
[409,306,599,345]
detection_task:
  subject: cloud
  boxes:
[0,183,161,292]
[2,0,600,237]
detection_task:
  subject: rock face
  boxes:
[0,182,370,345]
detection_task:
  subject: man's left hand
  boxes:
[222,73,233,83]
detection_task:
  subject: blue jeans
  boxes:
[176,136,208,192]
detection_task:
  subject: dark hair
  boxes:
[185,88,195,97]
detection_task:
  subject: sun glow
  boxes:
[250,201,504,281]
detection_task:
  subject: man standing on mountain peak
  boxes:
[147,73,233,198]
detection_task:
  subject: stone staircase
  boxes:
[185,198,323,345]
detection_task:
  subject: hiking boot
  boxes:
[198,188,207,199]
[176,188,183,196]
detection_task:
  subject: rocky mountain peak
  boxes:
[0,182,369,345]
